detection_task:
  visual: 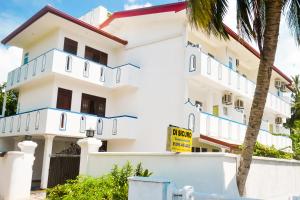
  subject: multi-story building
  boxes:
[0,2,292,189]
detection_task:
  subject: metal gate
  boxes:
[47,154,80,188]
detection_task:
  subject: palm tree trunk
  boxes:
[236,1,282,196]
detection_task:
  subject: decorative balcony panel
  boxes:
[185,45,291,117]
[0,108,137,140]
[6,49,140,91]
[184,102,292,151]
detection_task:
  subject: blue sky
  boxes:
[0,0,299,83]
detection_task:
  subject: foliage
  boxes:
[46,162,152,200]
[0,83,18,116]
[252,142,293,160]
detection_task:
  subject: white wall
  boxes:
[84,152,300,200]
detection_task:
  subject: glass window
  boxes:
[63,37,78,55]
[84,46,108,65]
[56,88,72,110]
[23,53,29,65]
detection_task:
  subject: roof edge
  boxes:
[100,1,292,84]
[1,5,128,45]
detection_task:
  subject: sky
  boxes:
[0,0,299,83]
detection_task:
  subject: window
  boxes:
[212,149,220,152]
[63,37,78,55]
[188,113,195,132]
[81,93,106,117]
[80,116,86,133]
[23,53,29,64]
[84,46,108,65]
[192,147,201,152]
[97,118,103,135]
[65,55,72,72]
[59,113,67,130]
[83,61,89,77]
[189,55,196,72]
[213,105,219,116]
[201,148,208,152]
[229,57,233,69]
[112,119,117,135]
[56,88,72,111]
[223,107,228,116]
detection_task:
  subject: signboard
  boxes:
[166,125,193,153]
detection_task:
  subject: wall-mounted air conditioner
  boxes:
[235,99,244,110]
[222,93,233,105]
[275,116,283,124]
[275,79,282,89]
[195,101,203,111]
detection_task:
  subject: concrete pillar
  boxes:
[77,138,102,175]
[1,91,7,117]
[40,135,55,189]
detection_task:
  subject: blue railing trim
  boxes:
[187,46,291,104]
[7,48,140,79]
[0,107,138,120]
[185,101,289,134]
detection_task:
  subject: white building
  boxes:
[0,2,293,189]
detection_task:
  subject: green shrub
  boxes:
[252,142,293,159]
[46,162,152,200]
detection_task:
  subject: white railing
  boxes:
[185,45,291,117]
[0,108,137,140]
[184,102,292,151]
[6,49,140,91]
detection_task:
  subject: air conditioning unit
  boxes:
[275,79,282,89]
[275,116,283,124]
[195,101,203,111]
[222,93,233,105]
[235,99,244,110]
[280,83,287,92]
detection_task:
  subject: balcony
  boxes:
[0,108,137,140]
[185,45,291,117]
[184,102,292,151]
[6,49,140,91]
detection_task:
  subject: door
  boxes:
[56,88,72,110]
[213,105,219,116]
[81,93,106,117]
[84,46,108,65]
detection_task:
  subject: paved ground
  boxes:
[30,190,46,200]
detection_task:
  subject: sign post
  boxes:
[166,125,193,153]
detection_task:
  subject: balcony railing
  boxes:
[185,45,291,117]
[184,102,292,151]
[0,108,137,140]
[6,49,140,91]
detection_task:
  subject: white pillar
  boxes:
[1,91,7,117]
[40,135,55,189]
[77,138,102,175]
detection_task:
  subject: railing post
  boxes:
[77,137,102,175]
[1,91,7,117]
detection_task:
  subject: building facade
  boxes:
[0,2,293,188]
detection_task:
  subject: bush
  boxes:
[252,142,293,159]
[46,162,152,200]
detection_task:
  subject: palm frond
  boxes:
[236,0,255,42]
[252,0,266,52]
[284,0,300,46]
[187,0,229,39]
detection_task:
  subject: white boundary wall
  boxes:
[83,151,300,200]
[0,141,37,200]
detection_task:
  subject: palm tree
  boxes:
[187,0,300,196]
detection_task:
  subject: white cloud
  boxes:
[124,2,152,10]
[0,12,23,84]
[0,45,22,84]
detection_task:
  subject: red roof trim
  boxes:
[1,5,128,45]
[200,135,239,150]
[100,2,291,84]
[99,2,186,29]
